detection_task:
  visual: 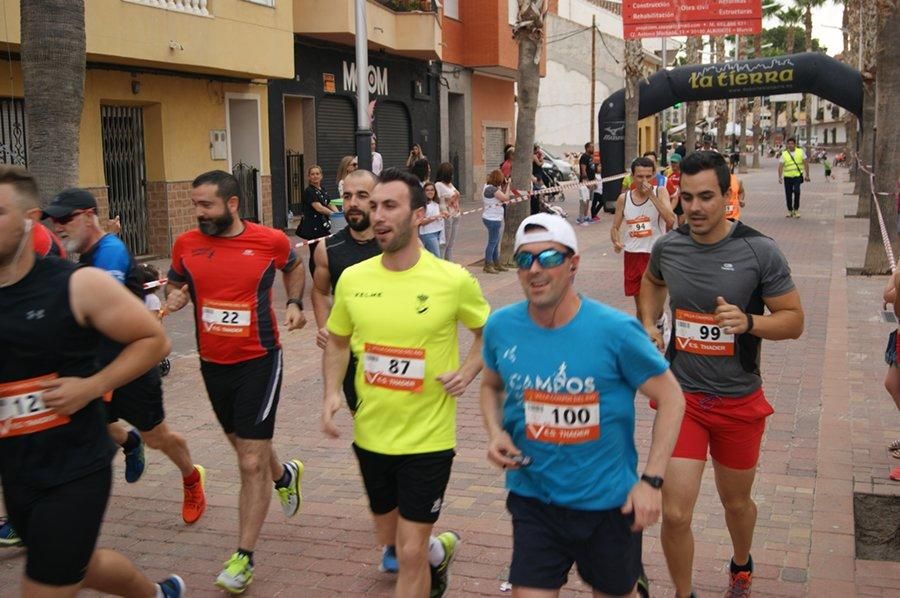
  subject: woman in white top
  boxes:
[419,182,446,257]
[482,169,510,274]
[335,155,358,197]
[434,162,461,262]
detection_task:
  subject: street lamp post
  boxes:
[354,0,373,171]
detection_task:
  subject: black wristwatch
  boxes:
[640,474,664,489]
[745,312,754,333]
[286,298,304,310]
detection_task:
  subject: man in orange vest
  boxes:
[725,174,746,221]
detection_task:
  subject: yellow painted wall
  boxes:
[638,116,658,156]
[0,60,270,186]
[0,0,293,79]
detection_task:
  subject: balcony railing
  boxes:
[374,0,437,13]
[125,0,210,16]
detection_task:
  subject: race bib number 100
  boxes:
[524,389,600,444]
[674,309,734,356]
[202,300,251,337]
[363,343,426,392]
[0,374,70,438]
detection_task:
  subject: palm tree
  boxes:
[683,36,703,152]
[713,36,728,150]
[864,0,899,273]
[777,6,802,140]
[752,2,784,167]
[855,0,879,218]
[843,0,858,183]
[21,0,86,204]
[796,0,827,155]
[500,0,547,264]
[624,39,643,162]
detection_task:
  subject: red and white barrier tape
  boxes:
[855,155,896,273]
[143,277,168,290]
[292,174,628,249]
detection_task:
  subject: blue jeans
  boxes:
[419,231,441,257]
[483,218,502,264]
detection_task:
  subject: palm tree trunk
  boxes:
[863,0,899,273]
[21,0,86,205]
[845,0,858,182]
[856,0,878,218]
[500,0,545,264]
[714,36,728,150]
[684,37,702,153]
[803,6,814,156]
[624,39,643,162]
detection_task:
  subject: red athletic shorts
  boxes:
[653,388,774,470]
[623,251,651,297]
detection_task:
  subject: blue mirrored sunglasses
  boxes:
[514,248,570,270]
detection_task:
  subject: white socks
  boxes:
[427,535,446,567]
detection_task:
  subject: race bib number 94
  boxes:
[202,300,251,337]
[0,374,70,438]
[364,343,426,392]
[524,389,600,444]
[674,309,734,356]
[627,215,652,238]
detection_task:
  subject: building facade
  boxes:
[268,0,442,228]
[0,0,293,256]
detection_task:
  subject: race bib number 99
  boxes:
[524,390,600,444]
[0,374,70,438]
[363,343,426,392]
[202,300,251,337]
[674,309,734,356]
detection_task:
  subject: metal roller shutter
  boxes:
[316,96,356,199]
[485,127,508,172]
[375,101,412,173]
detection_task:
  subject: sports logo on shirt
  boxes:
[416,294,429,314]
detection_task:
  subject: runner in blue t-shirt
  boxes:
[480,213,685,597]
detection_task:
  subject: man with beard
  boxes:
[0,166,184,597]
[321,168,490,597]
[43,188,207,525]
[312,170,381,410]
[165,170,307,593]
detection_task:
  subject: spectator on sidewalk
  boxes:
[884,273,900,481]
[435,162,461,262]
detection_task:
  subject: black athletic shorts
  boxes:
[352,444,454,524]
[200,349,283,440]
[105,367,165,432]
[344,354,359,412]
[4,466,111,586]
[506,492,642,595]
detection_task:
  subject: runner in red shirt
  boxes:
[31,220,66,258]
[666,153,683,226]
[165,170,307,594]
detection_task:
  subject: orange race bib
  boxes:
[627,215,652,238]
[363,343,426,392]
[0,374,70,438]
[201,299,252,337]
[674,309,734,356]
[524,389,600,444]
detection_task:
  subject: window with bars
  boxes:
[0,98,27,167]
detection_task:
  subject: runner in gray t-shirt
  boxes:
[638,151,804,598]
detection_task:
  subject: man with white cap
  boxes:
[479,213,685,597]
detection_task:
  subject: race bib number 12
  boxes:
[0,374,70,438]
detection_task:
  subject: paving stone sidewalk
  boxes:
[1,158,898,596]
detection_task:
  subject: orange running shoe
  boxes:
[182,465,207,524]
[725,570,752,597]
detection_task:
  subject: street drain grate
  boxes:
[853,493,900,562]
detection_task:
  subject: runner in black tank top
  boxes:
[0,166,184,596]
[312,170,381,412]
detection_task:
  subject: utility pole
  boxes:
[354,0,373,171]
[590,14,596,144]
[660,36,667,166]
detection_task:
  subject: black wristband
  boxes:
[745,312,754,333]
[286,298,304,310]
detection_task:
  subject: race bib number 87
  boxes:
[364,343,426,392]
[524,389,600,444]
[674,309,734,356]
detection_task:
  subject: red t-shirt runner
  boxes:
[32,223,67,258]
[167,221,297,365]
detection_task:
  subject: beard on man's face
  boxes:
[198,209,234,236]
[345,208,370,232]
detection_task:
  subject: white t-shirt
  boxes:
[435,181,459,216]
[372,152,383,176]
[622,189,666,254]
[482,184,504,221]
[144,293,161,312]
[419,201,444,235]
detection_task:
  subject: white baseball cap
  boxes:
[514,213,579,254]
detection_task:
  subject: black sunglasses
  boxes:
[52,209,91,225]
[513,248,571,270]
